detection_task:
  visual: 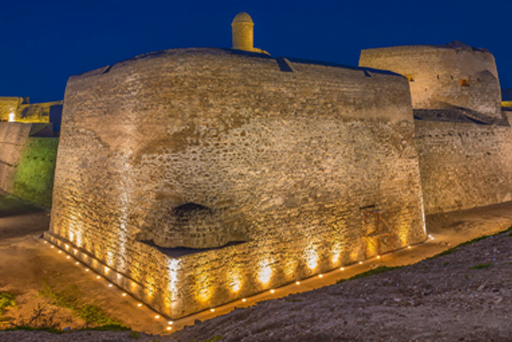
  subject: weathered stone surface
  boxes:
[360,43,512,214]
[359,43,502,118]
[47,48,426,318]
[0,122,58,207]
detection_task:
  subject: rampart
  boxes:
[46,48,427,318]
[0,122,58,207]
[414,114,512,214]
[0,96,63,125]
[359,43,512,214]
[359,43,502,119]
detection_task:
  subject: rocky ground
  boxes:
[1,228,511,342]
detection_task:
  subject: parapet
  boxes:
[359,42,502,119]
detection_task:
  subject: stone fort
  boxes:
[2,12,512,319]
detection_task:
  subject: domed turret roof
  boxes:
[232,12,253,24]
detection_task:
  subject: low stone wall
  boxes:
[415,118,512,214]
[0,122,58,207]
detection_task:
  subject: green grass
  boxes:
[1,324,131,333]
[469,263,492,270]
[128,330,140,339]
[0,293,16,321]
[336,265,402,284]
[199,336,224,342]
[443,262,449,266]
[38,281,125,328]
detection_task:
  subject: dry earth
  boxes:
[1,190,512,341]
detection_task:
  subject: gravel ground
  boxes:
[1,230,511,342]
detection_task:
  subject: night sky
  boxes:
[1,0,509,103]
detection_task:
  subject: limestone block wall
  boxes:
[47,48,427,318]
[0,122,58,206]
[359,44,502,119]
[0,97,23,121]
[16,101,63,124]
[415,119,512,214]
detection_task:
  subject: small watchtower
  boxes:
[231,12,269,55]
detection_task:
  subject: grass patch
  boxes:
[469,263,492,270]
[336,265,402,284]
[128,330,141,339]
[199,336,224,342]
[38,281,125,328]
[0,293,16,321]
[443,262,449,266]
[1,324,131,333]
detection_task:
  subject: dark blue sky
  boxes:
[1,0,508,103]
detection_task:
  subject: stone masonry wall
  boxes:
[415,119,512,214]
[47,48,427,318]
[0,97,22,122]
[0,122,58,206]
[359,44,502,119]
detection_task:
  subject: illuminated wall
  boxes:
[0,96,62,124]
[359,42,503,119]
[46,48,427,318]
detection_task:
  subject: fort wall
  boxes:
[0,122,58,206]
[415,118,512,214]
[46,48,427,318]
[359,44,502,119]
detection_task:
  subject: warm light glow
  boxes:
[66,256,70,259]
[270,289,275,294]
[75,262,79,265]
[258,259,273,285]
[305,248,318,270]
[96,276,101,279]
[408,246,411,249]
[340,267,345,271]
[319,274,323,278]
[359,261,363,265]
[108,284,113,288]
[168,321,173,325]
[51,246,54,248]
[295,281,300,285]
[44,241,47,244]
[65,244,69,249]
[8,112,15,122]
[377,255,381,259]
[58,251,62,254]
[210,308,215,312]
[122,293,127,297]
[137,303,143,307]
[166,327,172,331]
[155,315,160,319]
[85,269,89,272]
[242,298,247,302]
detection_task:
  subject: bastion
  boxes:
[45,43,427,317]
[359,42,512,214]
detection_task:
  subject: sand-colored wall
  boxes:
[359,44,502,119]
[47,48,426,318]
[415,118,512,214]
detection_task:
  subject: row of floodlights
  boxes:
[44,235,434,328]
[45,240,174,331]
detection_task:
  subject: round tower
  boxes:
[231,12,254,51]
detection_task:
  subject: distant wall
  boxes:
[359,44,502,119]
[0,122,58,207]
[415,119,512,214]
[0,97,22,122]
